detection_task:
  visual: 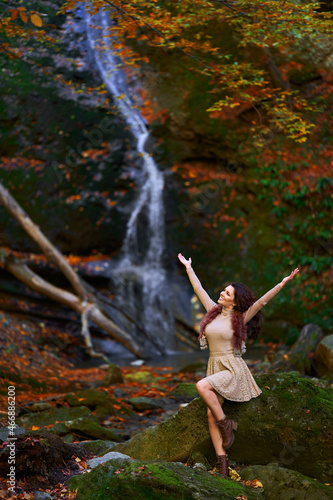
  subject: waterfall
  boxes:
[84,4,174,355]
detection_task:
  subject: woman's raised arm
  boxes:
[243,267,299,324]
[178,253,216,311]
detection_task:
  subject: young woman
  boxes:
[178,252,299,476]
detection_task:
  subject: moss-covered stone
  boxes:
[169,383,198,398]
[241,463,333,499]
[61,433,76,443]
[64,389,132,417]
[65,416,122,442]
[100,363,124,385]
[124,371,157,384]
[113,372,333,482]
[78,440,117,456]
[128,397,165,410]
[16,406,94,431]
[67,458,262,500]
[29,402,54,412]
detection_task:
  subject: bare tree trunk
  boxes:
[0,183,88,301]
[4,254,145,359]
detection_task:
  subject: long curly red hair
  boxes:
[199,282,263,350]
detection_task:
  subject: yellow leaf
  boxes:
[31,13,43,27]
[31,425,40,430]
[19,11,28,23]
[252,479,263,487]
[283,354,289,360]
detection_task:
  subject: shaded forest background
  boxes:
[0,0,332,353]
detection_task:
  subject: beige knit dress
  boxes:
[187,267,283,403]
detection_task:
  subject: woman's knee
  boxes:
[196,379,207,395]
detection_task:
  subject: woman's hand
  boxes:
[280,268,300,287]
[178,253,192,269]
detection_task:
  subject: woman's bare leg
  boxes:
[207,408,226,455]
[196,379,226,421]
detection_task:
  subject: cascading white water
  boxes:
[84,4,174,354]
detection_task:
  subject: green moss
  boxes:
[67,459,261,500]
[114,373,333,482]
[169,383,198,398]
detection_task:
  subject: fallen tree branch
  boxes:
[2,251,146,359]
[0,182,88,301]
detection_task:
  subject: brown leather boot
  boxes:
[216,416,238,449]
[216,453,230,476]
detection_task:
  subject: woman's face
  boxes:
[218,285,235,308]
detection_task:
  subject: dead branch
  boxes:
[0,182,88,301]
[2,249,146,359]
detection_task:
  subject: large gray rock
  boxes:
[241,463,333,499]
[113,372,333,482]
[66,457,262,500]
[314,335,333,376]
[269,324,323,374]
[88,451,132,469]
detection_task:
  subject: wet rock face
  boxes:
[0,2,139,256]
[113,372,333,482]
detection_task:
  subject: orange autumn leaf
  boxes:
[19,11,28,23]
[31,14,43,28]
[10,10,18,21]
[30,425,40,430]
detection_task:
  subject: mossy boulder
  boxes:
[314,335,333,376]
[124,371,157,384]
[241,463,333,499]
[28,402,54,412]
[78,440,117,456]
[16,406,94,431]
[65,416,122,442]
[169,383,198,399]
[100,363,124,385]
[128,397,165,410]
[113,372,333,482]
[67,457,262,500]
[64,388,132,417]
